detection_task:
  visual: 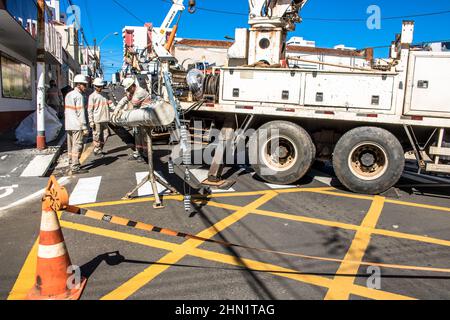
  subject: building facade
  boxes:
[170,38,372,71]
[0,0,80,133]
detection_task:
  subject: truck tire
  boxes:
[249,121,315,185]
[333,127,405,195]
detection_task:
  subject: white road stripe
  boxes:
[20,155,55,177]
[69,176,102,205]
[307,169,333,186]
[136,172,169,197]
[264,183,297,189]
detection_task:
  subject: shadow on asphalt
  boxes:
[80,251,450,282]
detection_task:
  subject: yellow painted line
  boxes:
[324,196,386,300]
[275,187,335,194]
[314,190,450,213]
[251,208,450,248]
[61,219,415,300]
[385,199,450,213]
[311,190,375,201]
[7,239,39,300]
[100,191,279,300]
[76,187,335,210]
[188,247,415,300]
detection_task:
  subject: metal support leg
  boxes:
[145,129,164,209]
[207,117,235,182]
[435,128,445,165]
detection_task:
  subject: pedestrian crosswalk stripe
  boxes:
[69,176,102,205]
[264,183,298,189]
[307,169,333,186]
[135,172,170,197]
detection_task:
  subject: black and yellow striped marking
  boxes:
[64,205,450,274]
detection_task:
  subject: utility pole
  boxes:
[93,38,97,77]
[36,0,46,150]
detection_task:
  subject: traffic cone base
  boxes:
[27,207,87,300]
[27,277,87,300]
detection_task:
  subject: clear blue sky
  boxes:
[62,0,450,81]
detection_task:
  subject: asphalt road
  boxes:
[2,132,450,300]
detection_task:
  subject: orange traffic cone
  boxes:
[27,204,87,300]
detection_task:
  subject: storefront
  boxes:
[0,0,62,133]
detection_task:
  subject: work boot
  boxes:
[94,150,105,158]
[136,156,145,163]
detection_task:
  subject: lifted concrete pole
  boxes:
[36,0,46,150]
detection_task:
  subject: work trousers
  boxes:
[93,123,110,153]
[67,130,84,170]
[133,127,147,158]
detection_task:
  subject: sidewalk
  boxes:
[0,129,67,213]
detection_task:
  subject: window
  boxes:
[1,53,32,100]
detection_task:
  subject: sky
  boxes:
[60,0,450,81]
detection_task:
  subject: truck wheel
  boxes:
[333,127,404,195]
[249,121,315,185]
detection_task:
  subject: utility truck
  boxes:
[121,0,450,195]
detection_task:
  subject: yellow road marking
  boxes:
[7,239,39,300]
[61,220,415,300]
[77,187,334,209]
[100,192,279,300]
[324,196,386,300]
[251,208,450,248]
[314,190,450,213]
[385,199,450,213]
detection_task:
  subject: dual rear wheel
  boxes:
[250,121,404,195]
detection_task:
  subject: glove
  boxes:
[83,129,89,137]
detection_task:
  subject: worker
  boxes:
[88,78,113,157]
[65,74,90,175]
[114,78,152,162]
[46,80,63,118]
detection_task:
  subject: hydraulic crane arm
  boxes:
[249,0,308,30]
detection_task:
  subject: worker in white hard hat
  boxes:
[88,78,113,157]
[113,78,152,162]
[65,74,90,175]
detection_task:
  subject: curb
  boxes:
[42,133,67,177]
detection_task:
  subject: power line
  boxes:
[159,1,450,22]
[83,0,96,38]
[111,0,146,24]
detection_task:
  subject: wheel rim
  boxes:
[348,142,389,181]
[262,136,298,172]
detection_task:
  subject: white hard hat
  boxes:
[122,78,136,91]
[93,78,105,87]
[74,74,89,84]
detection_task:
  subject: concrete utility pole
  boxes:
[93,38,97,77]
[36,0,46,150]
